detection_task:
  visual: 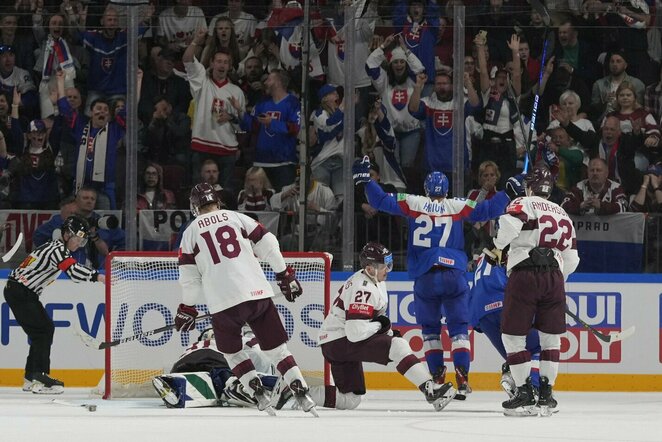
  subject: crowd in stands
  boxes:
[1,0,662,267]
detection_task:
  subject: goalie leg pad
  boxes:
[152,372,218,408]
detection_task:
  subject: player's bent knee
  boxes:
[262,343,292,364]
[389,336,413,362]
[502,333,527,354]
[337,392,361,410]
[538,331,561,351]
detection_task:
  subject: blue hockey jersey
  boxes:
[365,180,509,279]
[468,252,508,327]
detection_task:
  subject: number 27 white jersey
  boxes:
[178,210,277,313]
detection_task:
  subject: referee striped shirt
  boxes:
[9,240,98,295]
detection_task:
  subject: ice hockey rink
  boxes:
[1,389,660,442]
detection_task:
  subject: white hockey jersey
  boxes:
[494,196,580,280]
[318,270,388,345]
[185,58,246,156]
[178,209,287,313]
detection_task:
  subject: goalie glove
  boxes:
[175,304,198,332]
[372,315,391,334]
[352,155,372,186]
[276,266,303,302]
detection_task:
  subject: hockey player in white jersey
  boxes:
[274,242,457,412]
[493,165,580,417]
[175,182,317,416]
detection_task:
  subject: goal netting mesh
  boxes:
[101,252,331,399]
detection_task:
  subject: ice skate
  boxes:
[152,377,179,407]
[289,380,319,417]
[223,378,258,408]
[31,372,64,395]
[421,380,457,411]
[248,377,277,416]
[269,376,293,410]
[537,376,558,417]
[500,363,517,398]
[454,366,472,401]
[502,378,537,417]
[22,377,34,392]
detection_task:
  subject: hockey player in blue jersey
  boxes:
[470,247,541,400]
[353,156,524,399]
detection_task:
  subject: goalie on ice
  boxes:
[152,327,290,409]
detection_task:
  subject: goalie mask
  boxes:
[359,242,393,273]
[190,182,221,217]
[61,215,90,246]
[524,165,553,198]
[424,171,449,198]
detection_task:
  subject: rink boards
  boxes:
[1,272,661,392]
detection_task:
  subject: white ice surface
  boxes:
[1,388,661,442]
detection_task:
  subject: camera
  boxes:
[90,214,119,230]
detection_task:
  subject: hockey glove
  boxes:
[505,175,525,200]
[372,315,391,334]
[352,155,372,186]
[483,247,504,266]
[392,328,402,338]
[276,266,303,302]
[175,304,198,332]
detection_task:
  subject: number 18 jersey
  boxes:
[178,210,280,313]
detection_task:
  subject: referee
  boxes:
[4,215,105,394]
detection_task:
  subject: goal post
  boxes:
[102,251,332,399]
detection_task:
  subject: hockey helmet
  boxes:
[62,215,90,245]
[424,171,449,198]
[190,182,221,217]
[359,242,393,272]
[524,165,553,198]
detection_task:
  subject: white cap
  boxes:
[388,47,407,63]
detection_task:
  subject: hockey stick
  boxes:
[2,232,23,262]
[523,0,552,173]
[565,308,636,344]
[52,399,97,412]
[73,313,212,350]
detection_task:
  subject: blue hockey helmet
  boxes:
[424,171,449,197]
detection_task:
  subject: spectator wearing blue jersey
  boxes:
[310,84,345,199]
[469,249,541,400]
[353,156,525,400]
[234,69,300,192]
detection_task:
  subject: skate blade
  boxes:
[538,405,558,417]
[306,406,320,417]
[433,387,457,411]
[263,405,277,416]
[31,385,64,395]
[503,405,537,417]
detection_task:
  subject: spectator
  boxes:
[548,90,595,134]
[270,175,339,252]
[553,19,600,88]
[327,1,376,124]
[545,125,585,192]
[234,69,300,192]
[474,0,517,65]
[138,47,191,125]
[465,160,501,261]
[0,90,19,154]
[590,51,645,122]
[365,34,424,173]
[237,166,275,211]
[0,12,35,72]
[393,0,440,94]
[208,0,257,61]
[604,81,660,166]
[409,70,480,187]
[561,157,628,215]
[56,69,125,210]
[199,158,237,210]
[10,119,60,210]
[238,56,266,109]
[518,38,541,86]
[644,64,662,123]
[32,195,78,247]
[140,96,191,169]
[33,12,80,119]
[239,28,281,77]
[357,98,407,192]
[354,162,399,250]
[0,127,18,208]
[201,17,242,71]
[184,29,245,190]
[630,166,662,212]
[136,162,176,210]
[310,84,345,200]
[52,85,84,198]
[157,0,207,58]
[78,5,152,110]
[0,46,38,120]
[605,0,652,83]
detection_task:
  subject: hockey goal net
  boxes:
[102,251,332,399]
